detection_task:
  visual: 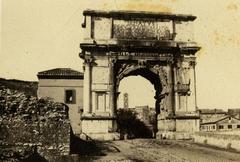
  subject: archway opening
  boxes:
[118,76,155,108]
[116,68,162,139]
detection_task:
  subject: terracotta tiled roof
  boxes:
[37,68,83,79]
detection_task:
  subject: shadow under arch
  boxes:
[116,66,163,138]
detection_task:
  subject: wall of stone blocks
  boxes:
[176,119,199,132]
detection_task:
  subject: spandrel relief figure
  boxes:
[152,65,169,93]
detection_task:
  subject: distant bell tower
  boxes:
[123,93,129,109]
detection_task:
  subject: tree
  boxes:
[116,108,152,139]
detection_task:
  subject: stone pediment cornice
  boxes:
[83,10,196,21]
[80,40,200,55]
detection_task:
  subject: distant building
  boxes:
[228,108,240,119]
[37,68,84,135]
[199,109,227,124]
[199,109,227,115]
[134,106,150,125]
[133,106,157,137]
[200,115,240,132]
[123,93,129,109]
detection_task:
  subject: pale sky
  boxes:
[1,0,240,109]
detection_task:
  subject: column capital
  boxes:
[189,60,197,67]
[84,56,96,66]
[166,58,174,64]
[109,57,117,66]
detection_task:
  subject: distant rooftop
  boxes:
[201,114,228,124]
[201,115,240,125]
[199,109,227,114]
[37,68,83,79]
[83,9,196,21]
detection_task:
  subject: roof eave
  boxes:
[83,9,197,21]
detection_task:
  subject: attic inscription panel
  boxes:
[113,20,172,40]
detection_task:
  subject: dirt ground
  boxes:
[80,139,240,162]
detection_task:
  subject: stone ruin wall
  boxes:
[0,85,70,161]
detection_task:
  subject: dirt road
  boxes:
[81,139,240,162]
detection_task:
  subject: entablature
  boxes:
[80,40,200,59]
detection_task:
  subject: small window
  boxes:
[219,125,223,129]
[237,125,240,128]
[228,125,232,129]
[65,90,76,104]
[212,125,215,129]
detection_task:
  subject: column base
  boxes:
[157,115,200,140]
[81,117,119,140]
[80,132,120,141]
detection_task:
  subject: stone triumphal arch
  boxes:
[79,10,201,140]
